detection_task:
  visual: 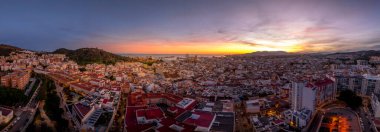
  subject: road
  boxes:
[2,80,41,132]
[54,82,80,131]
[359,107,376,132]
[306,111,323,132]
[24,78,36,96]
[8,110,32,132]
[4,95,40,132]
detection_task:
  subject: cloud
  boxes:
[217,29,227,34]
[237,40,262,46]
[360,38,380,45]
[304,19,338,33]
[371,45,380,49]
[245,18,273,33]
[306,38,341,45]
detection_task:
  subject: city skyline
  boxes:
[1,0,380,54]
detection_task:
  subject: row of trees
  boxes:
[33,74,69,131]
[0,86,27,107]
[337,90,363,110]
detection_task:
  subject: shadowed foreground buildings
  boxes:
[283,77,336,128]
[4,48,380,132]
[1,70,31,90]
[124,92,219,132]
[0,107,13,125]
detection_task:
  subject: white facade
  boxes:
[291,82,316,112]
[362,74,380,96]
[283,108,311,128]
[245,100,260,113]
[291,79,336,113]
[371,94,380,118]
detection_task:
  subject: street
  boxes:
[306,111,323,132]
[1,79,41,132]
[359,107,376,132]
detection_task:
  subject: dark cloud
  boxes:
[217,29,227,34]
[238,40,262,46]
[361,38,380,45]
[371,45,380,49]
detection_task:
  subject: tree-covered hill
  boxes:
[53,48,133,65]
[0,44,23,56]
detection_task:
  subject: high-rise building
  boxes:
[285,78,336,128]
[290,78,336,112]
[334,75,363,94]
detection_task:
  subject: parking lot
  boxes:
[320,108,361,132]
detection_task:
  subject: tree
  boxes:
[337,90,363,110]
[0,86,28,106]
[106,75,116,81]
[78,67,86,72]
[6,60,13,63]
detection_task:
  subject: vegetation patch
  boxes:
[0,86,28,106]
[337,90,363,110]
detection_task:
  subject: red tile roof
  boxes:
[136,110,145,117]
[174,107,187,118]
[147,108,164,120]
[102,99,109,104]
[71,82,94,92]
[314,78,334,87]
[146,93,183,103]
[273,119,284,124]
[168,107,178,113]
[74,103,91,118]
[125,106,153,132]
[157,118,196,132]
[374,118,380,125]
[136,108,165,120]
[183,110,215,128]
[306,78,334,88]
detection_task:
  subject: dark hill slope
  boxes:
[0,44,23,56]
[53,48,132,65]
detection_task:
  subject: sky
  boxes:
[1,0,380,54]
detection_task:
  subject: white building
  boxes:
[290,78,336,113]
[245,100,260,114]
[176,98,196,109]
[283,108,312,128]
[362,74,380,96]
[371,94,380,118]
[0,107,13,124]
[288,78,336,128]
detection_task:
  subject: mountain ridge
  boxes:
[3,43,380,62]
[239,51,294,56]
[0,44,24,56]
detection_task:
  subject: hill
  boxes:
[240,51,293,56]
[53,48,133,65]
[326,50,380,60]
[0,44,23,56]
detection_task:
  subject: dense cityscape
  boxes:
[2,0,380,132]
[0,45,379,132]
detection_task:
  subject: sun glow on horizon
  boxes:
[107,39,311,54]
